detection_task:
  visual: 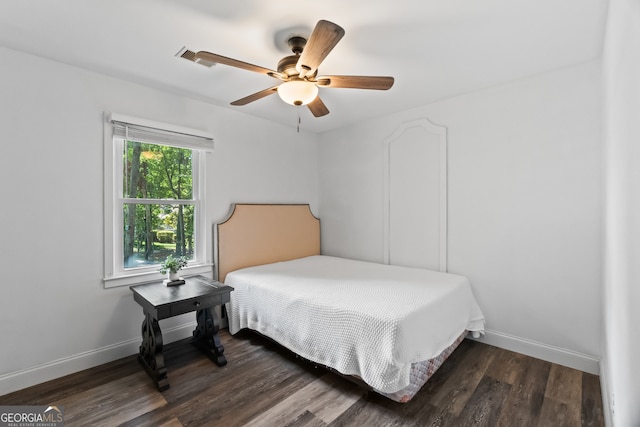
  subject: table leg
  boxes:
[138,311,169,391]
[191,307,227,366]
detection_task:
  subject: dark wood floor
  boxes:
[0,329,604,427]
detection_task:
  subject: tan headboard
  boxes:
[215,204,320,282]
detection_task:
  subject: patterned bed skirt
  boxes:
[376,331,468,403]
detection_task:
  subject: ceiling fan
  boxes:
[180,20,394,117]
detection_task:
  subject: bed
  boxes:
[215,203,484,402]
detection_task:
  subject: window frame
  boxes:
[103,113,214,288]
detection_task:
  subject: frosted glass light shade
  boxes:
[277,80,319,106]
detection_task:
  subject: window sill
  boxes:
[103,264,214,288]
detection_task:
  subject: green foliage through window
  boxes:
[122,141,195,269]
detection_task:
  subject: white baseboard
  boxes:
[2,324,601,399]
[471,329,600,375]
[0,321,196,396]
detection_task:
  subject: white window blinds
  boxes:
[111,115,213,151]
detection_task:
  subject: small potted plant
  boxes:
[159,255,188,282]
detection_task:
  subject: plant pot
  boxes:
[168,271,180,281]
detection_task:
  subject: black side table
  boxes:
[130,275,233,391]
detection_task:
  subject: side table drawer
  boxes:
[170,294,223,317]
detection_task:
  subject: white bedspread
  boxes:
[225,255,484,393]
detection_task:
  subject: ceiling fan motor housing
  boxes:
[278,36,317,79]
[277,55,300,77]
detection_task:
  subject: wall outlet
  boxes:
[611,393,615,415]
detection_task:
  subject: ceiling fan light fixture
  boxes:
[277,80,318,106]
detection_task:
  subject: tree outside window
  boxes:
[122,141,195,269]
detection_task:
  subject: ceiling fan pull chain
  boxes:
[297,109,301,133]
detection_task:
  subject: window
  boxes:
[104,113,213,287]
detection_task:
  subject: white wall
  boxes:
[0,41,607,402]
[602,0,640,424]
[0,46,318,394]
[319,61,602,371]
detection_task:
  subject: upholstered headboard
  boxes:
[215,204,320,282]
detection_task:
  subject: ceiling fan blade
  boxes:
[296,20,345,77]
[230,86,279,106]
[195,51,285,80]
[307,96,330,117]
[315,75,395,90]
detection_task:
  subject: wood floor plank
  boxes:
[284,410,328,427]
[175,334,327,427]
[452,376,511,426]
[171,355,319,426]
[244,373,364,426]
[494,354,551,427]
[57,371,167,427]
[326,395,371,426]
[538,397,581,427]
[328,394,421,427]
[0,355,141,405]
[485,348,528,385]
[427,338,498,417]
[390,340,478,426]
[545,363,583,405]
[302,375,365,424]
[120,333,322,427]
[0,330,604,427]
[581,372,605,427]
[541,363,582,425]
[121,411,185,427]
[158,418,184,427]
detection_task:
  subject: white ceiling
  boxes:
[0,0,608,133]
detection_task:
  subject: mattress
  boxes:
[225,255,484,395]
